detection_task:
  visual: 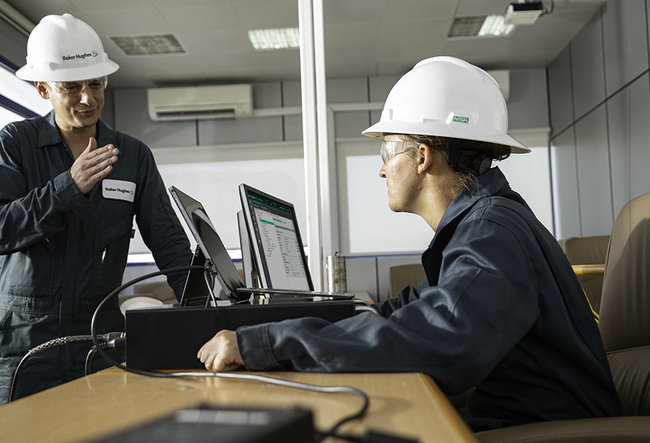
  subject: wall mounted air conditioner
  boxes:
[147,84,253,121]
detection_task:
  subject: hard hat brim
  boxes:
[15,59,119,82]
[362,120,531,154]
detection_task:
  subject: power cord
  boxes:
[90,264,373,442]
[85,332,127,376]
[7,264,203,404]
[8,332,125,403]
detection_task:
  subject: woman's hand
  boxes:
[197,330,244,372]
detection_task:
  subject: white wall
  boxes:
[129,142,306,253]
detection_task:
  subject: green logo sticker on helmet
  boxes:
[92,51,99,57]
[452,116,470,124]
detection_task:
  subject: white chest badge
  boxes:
[102,179,136,202]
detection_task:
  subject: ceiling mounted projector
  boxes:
[504,1,545,25]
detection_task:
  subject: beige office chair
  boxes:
[598,192,650,416]
[476,192,650,442]
[558,235,609,312]
[388,263,426,299]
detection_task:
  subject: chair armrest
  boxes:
[571,264,605,275]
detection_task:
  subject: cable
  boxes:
[166,371,369,441]
[10,335,94,404]
[85,347,96,376]
[353,300,379,315]
[90,264,208,378]
[89,263,372,440]
[85,332,127,376]
[8,264,202,404]
[8,332,123,403]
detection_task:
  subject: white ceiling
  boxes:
[6,0,605,88]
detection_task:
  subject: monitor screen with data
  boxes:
[239,184,313,291]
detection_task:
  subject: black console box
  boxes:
[125,300,355,370]
[94,404,314,443]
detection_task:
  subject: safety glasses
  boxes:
[47,76,108,97]
[380,140,419,164]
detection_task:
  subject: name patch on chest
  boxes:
[102,179,136,202]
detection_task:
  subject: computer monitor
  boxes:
[237,210,260,288]
[169,186,249,305]
[238,184,313,291]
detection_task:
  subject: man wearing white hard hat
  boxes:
[197,56,621,430]
[0,13,192,402]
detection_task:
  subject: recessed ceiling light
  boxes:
[448,15,515,38]
[248,28,300,50]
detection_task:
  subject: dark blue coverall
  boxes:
[0,111,192,402]
[236,167,622,431]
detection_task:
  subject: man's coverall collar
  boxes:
[37,110,113,149]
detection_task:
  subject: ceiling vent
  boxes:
[448,15,515,38]
[110,34,185,55]
[448,16,487,38]
[147,84,253,121]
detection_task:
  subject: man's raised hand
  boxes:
[70,137,119,195]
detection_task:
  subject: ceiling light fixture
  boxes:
[248,28,300,50]
[479,15,516,37]
[504,1,546,26]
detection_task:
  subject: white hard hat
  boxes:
[362,56,529,154]
[15,13,119,82]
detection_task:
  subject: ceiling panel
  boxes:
[4,0,605,88]
[69,0,153,10]
[157,4,241,32]
[380,0,459,19]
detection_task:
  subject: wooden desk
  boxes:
[0,370,476,442]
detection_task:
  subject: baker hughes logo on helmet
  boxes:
[62,50,99,61]
[452,116,470,124]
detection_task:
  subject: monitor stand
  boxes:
[180,246,217,307]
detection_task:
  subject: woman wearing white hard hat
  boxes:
[0,13,192,403]
[197,56,621,431]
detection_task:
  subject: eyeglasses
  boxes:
[380,140,419,164]
[47,77,108,97]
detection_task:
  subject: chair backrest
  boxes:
[598,192,650,416]
[558,235,609,312]
[388,263,426,299]
[599,193,650,351]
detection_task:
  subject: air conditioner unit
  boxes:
[147,84,253,121]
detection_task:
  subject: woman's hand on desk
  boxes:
[197,330,244,372]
